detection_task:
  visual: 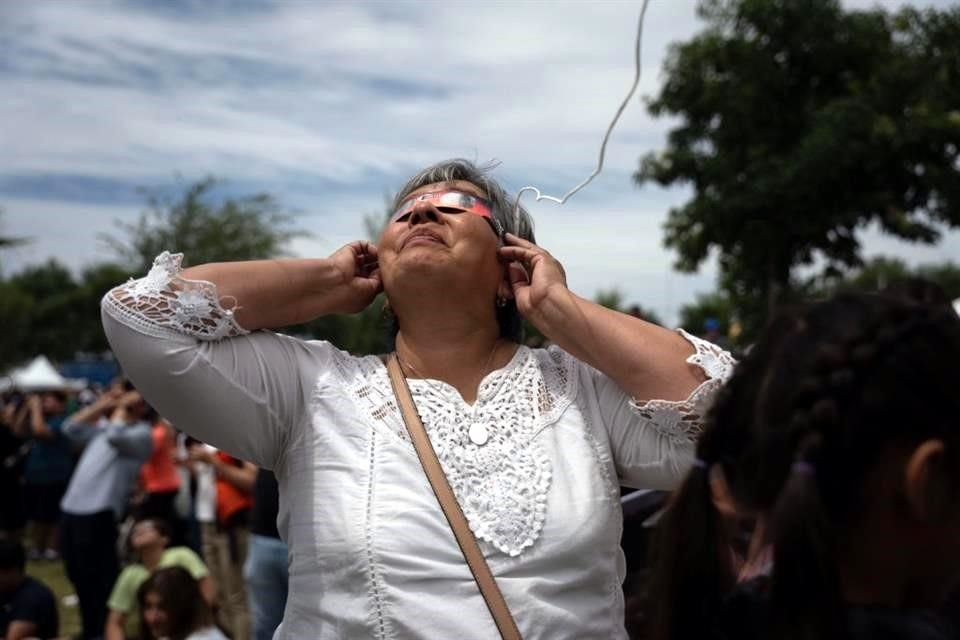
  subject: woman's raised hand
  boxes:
[498,233,568,322]
[327,241,383,314]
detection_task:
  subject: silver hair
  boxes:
[389,158,533,342]
[392,159,536,243]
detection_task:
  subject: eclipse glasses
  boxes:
[390,189,504,238]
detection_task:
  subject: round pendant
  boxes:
[469,423,489,446]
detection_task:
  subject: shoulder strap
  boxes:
[385,354,522,640]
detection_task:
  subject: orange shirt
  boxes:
[215,452,253,526]
[140,422,181,494]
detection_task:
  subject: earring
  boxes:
[496,296,508,308]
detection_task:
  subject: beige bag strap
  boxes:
[385,354,522,640]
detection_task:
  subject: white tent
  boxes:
[0,356,86,392]
[954,297,960,317]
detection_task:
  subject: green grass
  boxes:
[26,559,81,639]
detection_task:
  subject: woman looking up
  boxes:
[101,158,733,639]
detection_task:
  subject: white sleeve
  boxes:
[583,330,735,489]
[100,252,329,470]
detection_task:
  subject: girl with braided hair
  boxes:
[646,292,960,640]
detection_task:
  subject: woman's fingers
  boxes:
[503,233,538,249]
[500,243,567,288]
[498,245,540,265]
[507,262,529,286]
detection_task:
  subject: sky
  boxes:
[1,0,958,326]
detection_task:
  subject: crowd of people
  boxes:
[2,158,960,639]
[0,381,287,640]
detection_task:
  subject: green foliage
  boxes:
[7,261,86,363]
[636,0,960,336]
[292,296,392,356]
[811,255,960,301]
[594,288,625,311]
[101,177,307,272]
[0,260,135,369]
[592,288,663,325]
[915,262,960,301]
[75,263,137,353]
[0,280,34,368]
[678,291,737,339]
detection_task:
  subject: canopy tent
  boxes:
[0,355,86,392]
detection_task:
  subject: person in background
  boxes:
[188,445,255,640]
[180,439,216,558]
[0,395,28,543]
[106,517,214,640]
[138,419,184,545]
[60,385,154,640]
[243,469,288,640]
[137,567,226,640]
[20,392,72,561]
[0,538,58,640]
[647,293,960,640]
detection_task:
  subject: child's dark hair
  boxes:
[137,566,214,640]
[138,517,173,542]
[645,310,800,640]
[647,292,960,640]
[0,538,26,572]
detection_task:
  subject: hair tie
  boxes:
[791,461,816,476]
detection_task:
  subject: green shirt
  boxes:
[107,546,209,633]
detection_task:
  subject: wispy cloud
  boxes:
[1,0,957,323]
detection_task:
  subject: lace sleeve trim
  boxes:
[101,251,249,341]
[628,329,735,443]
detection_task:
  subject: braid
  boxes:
[752,294,960,640]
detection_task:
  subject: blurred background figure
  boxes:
[20,392,72,562]
[137,566,226,640]
[0,394,28,543]
[188,445,255,640]
[0,538,58,640]
[106,517,213,640]
[243,469,287,640]
[59,384,154,640]
[137,418,185,546]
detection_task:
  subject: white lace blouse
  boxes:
[101,252,735,639]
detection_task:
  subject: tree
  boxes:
[0,207,29,275]
[75,263,137,354]
[6,260,85,362]
[290,190,395,354]
[635,1,960,338]
[678,291,737,340]
[811,255,960,301]
[0,280,34,369]
[102,177,307,272]
[594,288,625,311]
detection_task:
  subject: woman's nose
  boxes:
[408,199,441,224]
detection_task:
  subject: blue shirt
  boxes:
[23,415,73,485]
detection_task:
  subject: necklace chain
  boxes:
[396,339,502,401]
[396,341,502,446]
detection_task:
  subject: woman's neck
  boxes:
[395,324,513,405]
[140,546,164,571]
